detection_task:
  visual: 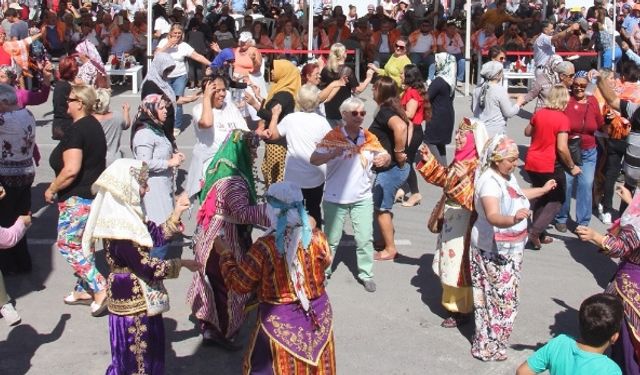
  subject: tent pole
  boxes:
[464,0,471,96]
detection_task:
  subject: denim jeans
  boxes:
[410,53,435,80]
[323,198,374,281]
[372,164,410,211]
[150,244,169,260]
[169,74,188,131]
[453,53,465,83]
[556,147,597,226]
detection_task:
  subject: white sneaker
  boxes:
[600,212,612,225]
[0,303,21,326]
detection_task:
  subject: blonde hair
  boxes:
[94,88,111,114]
[297,83,321,112]
[545,84,570,111]
[71,84,97,115]
[327,43,346,73]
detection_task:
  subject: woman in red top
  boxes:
[555,71,605,231]
[524,85,577,249]
[398,64,431,207]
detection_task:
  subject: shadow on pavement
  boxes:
[0,313,70,374]
[329,233,361,281]
[556,233,617,290]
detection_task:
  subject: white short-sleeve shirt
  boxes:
[157,39,195,78]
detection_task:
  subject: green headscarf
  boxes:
[199,130,257,204]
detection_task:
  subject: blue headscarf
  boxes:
[575,70,589,79]
[211,48,235,69]
[266,195,312,255]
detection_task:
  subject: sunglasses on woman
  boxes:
[350,111,366,117]
[395,44,406,50]
[572,83,587,89]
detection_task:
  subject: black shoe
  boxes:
[554,223,567,233]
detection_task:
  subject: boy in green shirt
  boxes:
[516,293,623,375]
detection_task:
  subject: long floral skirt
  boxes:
[470,246,523,361]
[106,311,165,375]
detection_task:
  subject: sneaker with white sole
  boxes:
[0,303,21,326]
[599,212,612,225]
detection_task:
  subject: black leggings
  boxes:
[405,125,424,194]
[527,168,566,235]
[302,183,324,227]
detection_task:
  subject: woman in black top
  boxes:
[51,56,78,140]
[319,43,374,127]
[368,76,410,261]
[256,59,300,188]
[140,53,200,147]
[46,84,109,317]
[424,52,456,166]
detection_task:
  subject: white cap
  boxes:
[238,31,253,43]
[173,3,183,10]
[8,3,22,10]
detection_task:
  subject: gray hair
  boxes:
[554,61,575,75]
[94,88,111,114]
[0,83,18,105]
[297,84,321,112]
[339,96,365,114]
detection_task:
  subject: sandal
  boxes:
[374,250,399,261]
[441,313,471,328]
[63,292,92,306]
[90,299,109,317]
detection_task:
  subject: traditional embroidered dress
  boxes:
[80,159,184,375]
[470,135,530,361]
[187,130,270,340]
[416,118,488,315]
[599,190,640,374]
[219,182,336,375]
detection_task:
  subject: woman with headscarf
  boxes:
[472,61,525,138]
[131,94,185,259]
[80,159,200,375]
[471,135,557,361]
[140,52,200,146]
[423,52,457,166]
[522,54,564,111]
[75,39,108,88]
[417,117,488,328]
[577,186,640,374]
[187,130,271,350]
[256,60,301,188]
[212,181,336,374]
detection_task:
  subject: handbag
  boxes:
[427,194,447,233]
[567,103,590,166]
[138,277,170,316]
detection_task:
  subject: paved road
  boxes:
[0,86,620,374]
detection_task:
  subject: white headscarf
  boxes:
[434,52,457,96]
[81,159,153,258]
[265,182,313,312]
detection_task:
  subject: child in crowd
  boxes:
[516,293,623,375]
[0,184,32,326]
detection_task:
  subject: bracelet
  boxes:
[394,149,405,153]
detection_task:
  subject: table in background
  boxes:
[105,64,143,94]
[503,71,535,91]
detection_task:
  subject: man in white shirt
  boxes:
[121,0,144,22]
[533,21,580,80]
[409,19,435,80]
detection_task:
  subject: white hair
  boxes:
[339,96,364,114]
[297,84,321,112]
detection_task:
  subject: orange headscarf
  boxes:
[266,59,301,104]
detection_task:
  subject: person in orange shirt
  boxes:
[327,15,351,44]
[370,19,401,66]
[302,23,330,51]
[479,0,527,31]
[273,19,302,64]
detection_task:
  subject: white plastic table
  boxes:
[502,71,535,90]
[105,64,143,94]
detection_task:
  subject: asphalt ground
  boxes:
[0,84,620,374]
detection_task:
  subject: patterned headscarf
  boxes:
[265,181,313,311]
[544,55,564,85]
[81,159,153,258]
[453,118,489,163]
[141,53,177,106]
[266,59,301,103]
[475,134,519,183]
[434,52,457,96]
[131,94,169,147]
[574,70,589,79]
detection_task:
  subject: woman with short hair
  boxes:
[524,84,577,249]
[0,84,37,275]
[265,84,333,226]
[93,88,131,166]
[311,97,390,292]
[51,56,79,140]
[46,84,108,316]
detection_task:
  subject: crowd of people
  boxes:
[4,0,640,374]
